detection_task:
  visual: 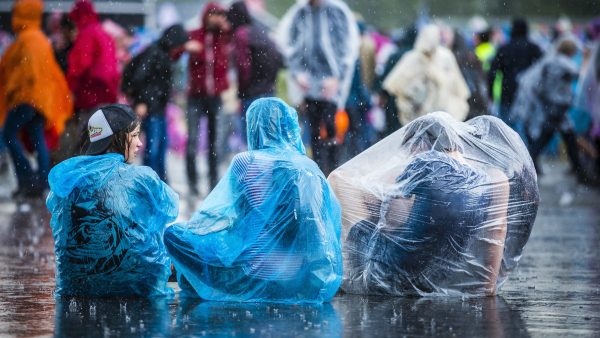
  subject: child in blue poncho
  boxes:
[47,104,179,297]
[164,98,343,303]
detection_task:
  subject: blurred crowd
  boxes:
[1,0,600,199]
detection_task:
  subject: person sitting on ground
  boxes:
[330,112,520,296]
[47,104,179,297]
[164,97,343,303]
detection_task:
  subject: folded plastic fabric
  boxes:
[165,97,342,303]
[47,153,179,297]
[329,112,539,296]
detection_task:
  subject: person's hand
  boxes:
[135,103,148,119]
[322,77,339,100]
[296,73,310,92]
[184,40,203,53]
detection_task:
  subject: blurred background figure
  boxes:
[227,1,283,145]
[0,0,72,198]
[488,18,542,127]
[59,0,119,160]
[513,35,582,178]
[341,23,374,162]
[185,2,231,195]
[470,16,496,73]
[47,11,75,74]
[576,19,600,179]
[450,30,491,119]
[278,0,359,175]
[374,26,417,136]
[383,24,470,126]
[122,24,189,182]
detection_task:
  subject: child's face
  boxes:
[126,126,142,164]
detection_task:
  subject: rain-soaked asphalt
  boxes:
[0,158,599,337]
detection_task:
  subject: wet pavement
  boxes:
[0,157,599,337]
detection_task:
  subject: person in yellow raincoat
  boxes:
[0,0,73,198]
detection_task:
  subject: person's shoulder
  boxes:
[436,46,456,59]
[122,164,163,187]
[232,151,253,164]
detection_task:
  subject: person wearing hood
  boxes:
[512,36,583,177]
[47,104,179,297]
[488,18,542,126]
[164,98,343,303]
[186,2,231,195]
[277,0,359,175]
[58,0,119,160]
[383,24,470,126]
[0,0,73,198]
[227,1,283,145]
[122,24,189,181]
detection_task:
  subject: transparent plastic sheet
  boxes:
[164,98,343,303]
[328,112,539,296]
[276,0,359,108]
[47,153,179,297]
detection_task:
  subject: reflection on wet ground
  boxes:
[0,160,599,337]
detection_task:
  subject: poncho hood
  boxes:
[11,0,43,33]
[246,97,306,154]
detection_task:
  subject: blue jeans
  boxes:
[3,104,49,192]
[143,115,168,181]
[186,96,220,189]
[0,129,5,153]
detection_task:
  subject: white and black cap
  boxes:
[85,104,137,155]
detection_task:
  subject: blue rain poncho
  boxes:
[164,97,342,303]
[329,112,539,296]
[47,153,179,297]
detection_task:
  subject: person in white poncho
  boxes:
[383,24,470,127]
[278,0,359,174]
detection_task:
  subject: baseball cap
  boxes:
[85,104,137,155]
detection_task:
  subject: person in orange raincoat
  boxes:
[0,0,73,198]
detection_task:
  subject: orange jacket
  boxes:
[0,0,73,134]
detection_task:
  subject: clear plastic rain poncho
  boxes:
[277,0,359,107]
[328,112,539,296]
[511,35,580,140]
[47,153,179,297]
[164,98,343,303]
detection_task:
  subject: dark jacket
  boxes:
[188,2,231,97]
[228,1,283,99]
[488,37,542,107]
[122,24,187,114]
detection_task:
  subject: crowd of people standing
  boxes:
[1,0,600,200]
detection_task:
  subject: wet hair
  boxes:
[105,119,141,161]
[78,118,141,161]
